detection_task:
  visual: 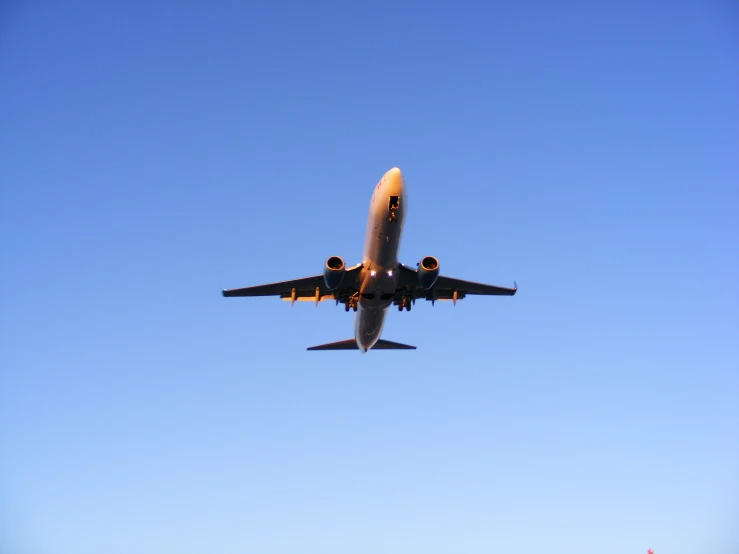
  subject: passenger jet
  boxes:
[222,167,517,352]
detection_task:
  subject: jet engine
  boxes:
[323,256,346,290]
[417,255,440,289]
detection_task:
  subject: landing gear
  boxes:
[389,195,399,222]
[397,297,412,312]
[345,293,359,312]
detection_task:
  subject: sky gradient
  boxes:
[1,2,738,553]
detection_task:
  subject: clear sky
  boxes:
[1,2,737,553]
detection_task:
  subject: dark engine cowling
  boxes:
[417,256,440,289]
[323,256,346,290]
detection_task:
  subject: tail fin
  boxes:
[307,339,416,351]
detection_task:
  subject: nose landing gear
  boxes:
[389,195,399,222]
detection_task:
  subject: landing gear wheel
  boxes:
[345,304,350,312]
[353,304,358,312]
[406,302,411,312]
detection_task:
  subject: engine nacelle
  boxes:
[417,256,440,289]
[323,256,346,290]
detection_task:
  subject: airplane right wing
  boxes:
[424,274,518,299]
[396,263,517,304]
[222,264,363,304]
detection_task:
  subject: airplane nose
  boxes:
[385,167,403,189]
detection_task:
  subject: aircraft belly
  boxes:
[354,305,386,352]
[358,265,397,308]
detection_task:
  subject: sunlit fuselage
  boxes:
[354,167,406,352]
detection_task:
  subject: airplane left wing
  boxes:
[222,265,363,303]
[396,263,516,304]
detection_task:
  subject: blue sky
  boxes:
[1,2,737,553]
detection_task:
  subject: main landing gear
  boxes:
[397,297,412,312]
[344,294,359,312]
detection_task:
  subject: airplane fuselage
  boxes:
[354,167,407,352]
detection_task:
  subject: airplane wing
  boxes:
[396,263,516,303]
[222,264,363,303]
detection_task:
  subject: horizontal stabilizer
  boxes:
[307,339,417,351]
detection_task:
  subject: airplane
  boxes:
[222,167,517,352]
